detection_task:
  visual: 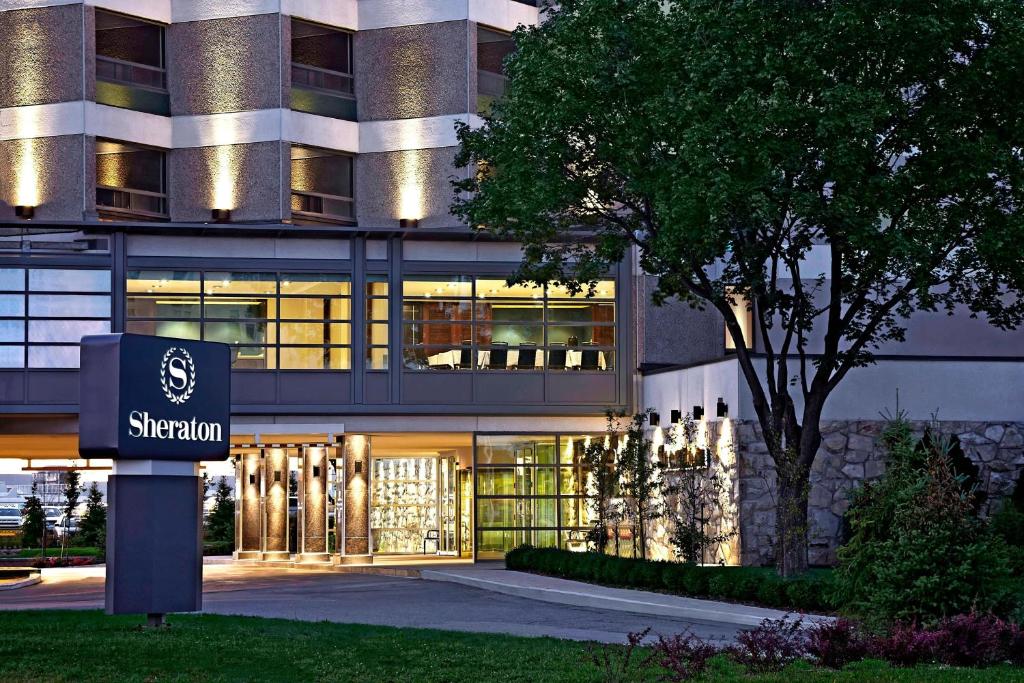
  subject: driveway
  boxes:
[0,564,742,644]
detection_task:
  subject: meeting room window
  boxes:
[0,267,112,369]
[95,140,167,220]
[126,271,351,369]
[366,275,389,370]
[290,145,355,225]
[477,27,515,115]
[401,276,615,371]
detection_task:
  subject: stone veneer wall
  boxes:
[735,420,1024,567]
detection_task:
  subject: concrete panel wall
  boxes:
[356,146,466,228]
[167,13,284,115]
[355,20,470,121]
[638,275,725,368]
[0,4,84,107]
[168,141,287,222]
[0,134,85,220]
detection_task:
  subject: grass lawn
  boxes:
[0,610,1022,683]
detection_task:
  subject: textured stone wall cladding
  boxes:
[355,21,469,121]
[167,14,283,115]
[356,146,468,228]
[734,420,1024,567]
[0,4,84,107]
[83,6,95,101]
[168,141,286,222]
[639,275,725,367]
[0,135,85,221]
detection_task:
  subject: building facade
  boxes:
[1,0,1020,567]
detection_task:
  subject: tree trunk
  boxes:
[775,468,810,577]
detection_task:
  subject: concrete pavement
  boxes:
[0,563,745,644]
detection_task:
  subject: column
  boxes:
[262,447,290,561]
[297,446,329,562]
[235,452,262,559]
[340,435,371,563]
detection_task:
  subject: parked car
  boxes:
[0,504,22,530]
[54,514,79,538]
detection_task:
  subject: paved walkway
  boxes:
[422,567,823,627]
[0,564,747,644]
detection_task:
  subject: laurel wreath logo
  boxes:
[160,347,196,405]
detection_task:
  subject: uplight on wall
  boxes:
[399,218,419,228]
[716,397,729,418]
[14,205,34,219]
[693,405,705,420]
[211,208,231,222]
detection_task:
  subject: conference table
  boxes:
[425,348,607,370]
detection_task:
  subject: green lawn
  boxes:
[17,547,102,558]
[0,611,1021,683]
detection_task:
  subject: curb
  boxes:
[0,576,42,591]
[421,570,825,627]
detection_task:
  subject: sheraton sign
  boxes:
[79,334,230,461]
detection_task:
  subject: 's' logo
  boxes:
[160,347,196,405]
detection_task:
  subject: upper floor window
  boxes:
[126,271,352,370]
[290,19,356,121]
[95,10,168,115]
[402,277,616,371]
[95,140,168,221]
[0,267,111,369]
[290,145,355,225]
[477,27,515,115]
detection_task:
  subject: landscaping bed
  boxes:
[0,610,1021,682]
[505,546,836,612]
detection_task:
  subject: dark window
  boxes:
[95,140,167,220]
[95,10,166,91]
[290,145,355,224]
[290,19,356,121]
[477,28,515,115]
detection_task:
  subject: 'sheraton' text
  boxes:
[127,410,223,442]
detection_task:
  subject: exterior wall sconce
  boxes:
[716,397,729,418]
[399,218,419,228]
[248,474,255,485]
[274,470,281,482]
[649,411,660,426]
[670,409,681,424]
[14,205,34,219]
[211,208,231,222]
[312,465,321,478]
[354,458,363,474]
[693,405,705,420]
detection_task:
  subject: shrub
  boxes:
[834,419,1015,626]
[805,618,869,669]
[651,630,721,681]
[728,617,808,673]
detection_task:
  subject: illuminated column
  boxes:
[262,448,289,561]
[235,452,262,559]
[340,435,371,563]
[297,446,329,562]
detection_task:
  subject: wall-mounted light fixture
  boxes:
[354,458,363,474]
[693,405,705,420]
[14,205,34,219]
[670,409,681,424]
[248,473,256,485]
[312,465,321,479]
[274,470,282,483]
[399,218,419,229]
[716,397,729,418]
[211,208,231,223]
[649,411,660,426]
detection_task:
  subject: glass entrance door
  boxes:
[438,456,458,555]
[370,457,439,554]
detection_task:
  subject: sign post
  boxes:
[79,334,230,626]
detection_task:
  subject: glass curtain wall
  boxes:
[402,277,615,371]
[126,270,351,369]
[0,268,111,368]
[475,434,598,557]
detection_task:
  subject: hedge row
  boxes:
[505,546,836,613]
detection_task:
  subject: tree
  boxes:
[20,482,45,549]
[205,477,235,545]
[77,482,106,550]
[453,0,1024,575]
[583,413,627,554]
[614,411,667,560]
[60,470,82,557]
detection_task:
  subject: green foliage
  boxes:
[19,482,45,549]
[77,482,106,551]
[453,0,1024,577]
[506,546,836,612]
[834,419,1016,626]
[205,477,234,545]
[18,546,101,558]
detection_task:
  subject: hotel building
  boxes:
[1,0,1021,566]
